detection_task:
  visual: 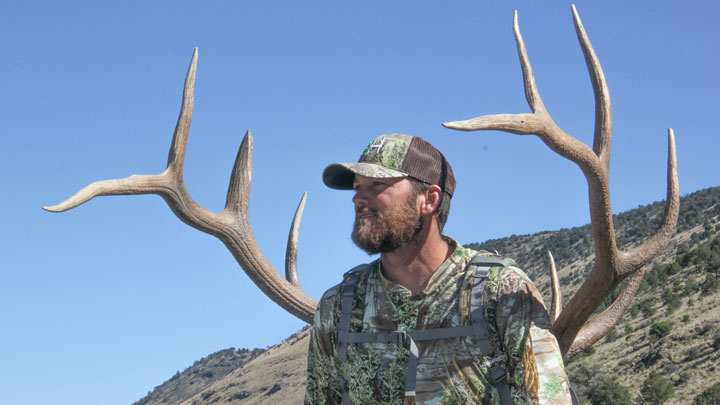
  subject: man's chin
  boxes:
[352,233,402,255]
[352,232,382,255]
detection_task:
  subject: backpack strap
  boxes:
[468,255,513,405]
[468,254,508,352]
[336,264,368,405]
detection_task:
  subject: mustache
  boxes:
[355,205,377,215]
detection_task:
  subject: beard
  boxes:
[351,193,424,255]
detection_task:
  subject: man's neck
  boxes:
[380,227,453,294]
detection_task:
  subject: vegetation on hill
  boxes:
[133,347,265,405]
[470,186,720,403]
[137,187,720,404]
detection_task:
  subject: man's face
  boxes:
[351,175,423,254]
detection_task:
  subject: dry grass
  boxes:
[179,328,310,404]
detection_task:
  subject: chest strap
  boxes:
[337,256,511,404]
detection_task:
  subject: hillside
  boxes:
[470,187,720,402]
[135,328,310,404]
[133,347,266,405]
[135,186,720,404]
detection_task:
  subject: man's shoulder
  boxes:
[463,249,537,293]
[318,261,375,305]
[480,260,538,300]
[312,262,375,331]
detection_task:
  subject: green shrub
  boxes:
[588,377,631,405]
[630,305,640,318]
[677,371,691,385]
[661,288,681,314]
[701,274,718,294]
[638,300,657,318]
[580,345,596,357]
[693,382,720,405]
[713,331,720,351]
[605,327,618,342]
[649,320,673,344]
[684,277,699,295]
[685,346,701,361]
[640,371,675,404]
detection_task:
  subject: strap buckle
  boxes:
[389,331,408,344]
[490,366,507,384]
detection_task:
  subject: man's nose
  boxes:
[352,188,368,206]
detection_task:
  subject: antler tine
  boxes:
[167,47,198,174]
[442,10,596,165]
[513,10,545,115]
[547,250,562,322]
[571,5,611,167]
[45,48,319,323]
[43,50,201,214]
[563,267,645,358]
[42,174,169,212]
[285,192,307,288]
[216,128,316,321]
[225,130,253,214]
[443,12,543,135]
[622,129,680,273]
[555,132,677,356]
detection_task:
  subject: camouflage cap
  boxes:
[322,134,456,197]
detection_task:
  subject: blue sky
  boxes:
[2,1,718,404]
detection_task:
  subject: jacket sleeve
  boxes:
[492,267,573,404]
[304,286,344,404]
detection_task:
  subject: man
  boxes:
[305,134,573,404]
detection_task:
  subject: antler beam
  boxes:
[444,6,679,357]
[44,48,318,323]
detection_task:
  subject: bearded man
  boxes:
[305,134,574,404]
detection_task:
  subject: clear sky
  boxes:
[2,1,718,404]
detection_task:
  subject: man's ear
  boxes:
[420,185,443,216]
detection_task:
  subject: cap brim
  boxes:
[322,162,408,190]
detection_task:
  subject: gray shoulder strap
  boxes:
[469,263,493,353]
[336,264,369,405]
[470,254,509,268]
[469,255,513,405]
[337,265,367,362]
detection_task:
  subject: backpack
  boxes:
[335,254,513,405]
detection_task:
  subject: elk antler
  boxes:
[43,48,318,323]
[547,251,561,322]
[443,6,679,358]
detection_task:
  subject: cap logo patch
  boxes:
[359,134,410,171]
[362,136,386,157]
[369,137,386,152]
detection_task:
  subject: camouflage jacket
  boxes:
[305,239,572,404]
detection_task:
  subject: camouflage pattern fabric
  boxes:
[359,133,413,170]
[305,238,572,404]
[327,134,414,182]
